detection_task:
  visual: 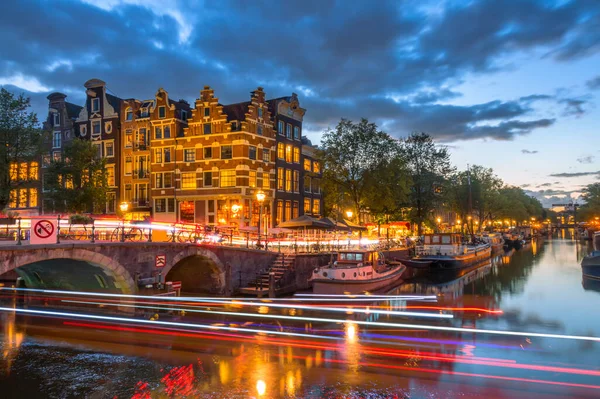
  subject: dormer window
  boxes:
[159,106,166,119]
[126,107,133,121]
[53,112,60,126]
[140,101,152,118]
[92,98,100,113]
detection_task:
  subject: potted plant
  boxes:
[0,209,18,225]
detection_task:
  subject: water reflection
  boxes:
[1,295,23,377]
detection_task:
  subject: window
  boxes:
[53,132,61,148]
[184,149,195,162]
[203,123,211,134]
[92,98,100,112]
[293,170,299,193]
[285,201,291,221]
[312,199,320,215]
[105,142,114,157]
[204,107,210,117]
[53,112,60,126]
[277,143,284,159]
[8,190,16,208]
[155,198,166,213]
[164,126,171,138]
[276,200,283,225]
[304,198,311,213]
[220,170,236,187]
[155,173,163,189]
[135,183,149,204]
[257,125,263,135]
[249,146,257,160]
[181,172,196,189]
[9,163,17,181]
[262,172,270,189]
[158,106,166,118]
[285,169,292,192]
[293,201,299,219]
[304,176,311,193]
[53,151,61,162]
[125,156,132,175]
[313,161,321,173]
[18,163,27,181]
[164,147,171,163]
[18,189,27,208]
[140,107,149,118]
[154,148,162,163]
[221,145,232,159]
[304,158,312,171]
[93,143,102,159]
[164,172,172,188]
[249,171,257,187]
[29,162,38,180]
[125,184,132,201]
[293,147,300,163]
[167,198,175,212]
[137,128,147,148]
[286,123,292,138]
[126,108,133,121]
[285,145,293,163]
[203,147,212,159]
[155,127,162,139]
[29,188,38,207]
[277,168,284,191]
[80,124,87,137]
[258,107,263,118]
[312,179,321,194]
[107,166,115,186]
[278,120,284,135]
[181,110,188,121]
[231,121,238,131]
[262,149,270,162]
[294,126,300,140]
[42,155,51,167]
[92,120,101,135]
[203,171,213,187]
[125,129,132,147]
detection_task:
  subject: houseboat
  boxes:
[481,232,505,253]
[310,250,406,294]
[403,233,491,270]
[581,251,600,280]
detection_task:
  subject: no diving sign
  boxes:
[30,219,56,244]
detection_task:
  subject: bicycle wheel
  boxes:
[177,231,191,243]
[128,228,144,242]
[110,228,121,242]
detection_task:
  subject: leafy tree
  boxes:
[0,88,45,210]
[363,155,411,223]
[44,139,109,213]
[320,118,403,221]
[404,132,453,236]
[577,183,600,221]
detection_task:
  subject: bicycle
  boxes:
[110,226,148,242]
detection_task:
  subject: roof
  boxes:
[106,93,122,110]
[266,96,291,116]
[65,101,82,119]
[222,101,249,122]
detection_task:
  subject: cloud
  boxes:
[587,76,600,90]
[577,155,595,164]
[559,97,588,117]
[522,149,539,154]
[538,183,552,187]
[549,171,600,178]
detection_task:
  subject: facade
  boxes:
[300,141,322,218]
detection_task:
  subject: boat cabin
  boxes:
[336,250,385,267]
[423,233,462,245]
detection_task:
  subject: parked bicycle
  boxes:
[110,226,149,242]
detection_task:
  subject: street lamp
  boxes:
[346,210,353,219]
[436,217,441,233]
[119,202,129,242]
[256,190,265,249]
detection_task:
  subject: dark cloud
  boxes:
[0,0,598,142]
[525,189,578,207]
[587,76,600,90]
[538,183,552,187]
[549,171,600,178]
[577,155,595,164]
[522,149,539,154]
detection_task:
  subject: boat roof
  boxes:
[338,249,373,254]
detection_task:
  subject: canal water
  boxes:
[1,236,599,398]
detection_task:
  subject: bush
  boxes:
[69,214,94,225]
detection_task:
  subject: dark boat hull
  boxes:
[581,255,600,280]
[408,247,492,270]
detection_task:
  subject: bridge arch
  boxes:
[8,248,136,294]
[164,247,226,294]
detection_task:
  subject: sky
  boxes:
[1,0,599,208]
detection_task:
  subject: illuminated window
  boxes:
[278,121,284,135]
[125,156,132,175]
[155,173,163,189]
[277,143,284,159]
[285,145,293,163]
[285,169,292,192]
[92,98,100,112]
[303,159,311,171]
[181,172,196,189]
[276,200,283,225]
[9,163,17,181]
[126,107,133,121]
[262,172,270,189]
[221,145,232,159]
[293,201,299,219]
[18,189,27,208]
[9,190,17,208]
[125,129,132,148]
[184,149,195,162]
[220,170,236,187]
[158,106,166,118]
[313,161,321,173]
[107,166,115,186]
[304,198,311,213]
[164,172,172,188]
[293,126,300,139]
[155,148,162,163]
[262,149,270,162]
[155,198,166,213]
[19,163,27,181]
[249,170,256,187]
[29,162,38,180]
[312,199,320,215]
[292,147,299,163]
[285,201,291,221]
[65,175,74,189]
[293,170,299,193]
[249,146,257,160]
[277,168,284,191]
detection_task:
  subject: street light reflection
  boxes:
[256,379,266,396]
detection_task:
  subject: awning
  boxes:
[278,215,331,229]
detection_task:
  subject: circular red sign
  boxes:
[34,220,55,238]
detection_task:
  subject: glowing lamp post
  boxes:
[436,217,441,233]
[346,210,353,220]
[256,190,266,249]
[119,202,129,242]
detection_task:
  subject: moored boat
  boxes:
[310,250,406,294]
[403,233,491,270]
[581,250,600,280]
[481,232,504,253]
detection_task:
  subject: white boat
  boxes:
[404,233,491,270]
[310,250,406,294]
[481,232,504,253]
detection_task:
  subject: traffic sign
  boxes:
[155,254,166,268]
[30,219,57,244]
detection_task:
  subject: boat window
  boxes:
[425,236,431,244]
[341,253,363,261]
[442,235,451,244]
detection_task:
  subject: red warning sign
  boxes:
[34,220,55,238]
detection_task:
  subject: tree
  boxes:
[0,88,44,210]
[320,118,403,221]
[363,155,411,223]
[577,183,600,221]
[404,132,453,236]
[44,139,109,213]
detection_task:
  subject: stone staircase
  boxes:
[239,253,296,296]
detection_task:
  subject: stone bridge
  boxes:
[0,242,279,295]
